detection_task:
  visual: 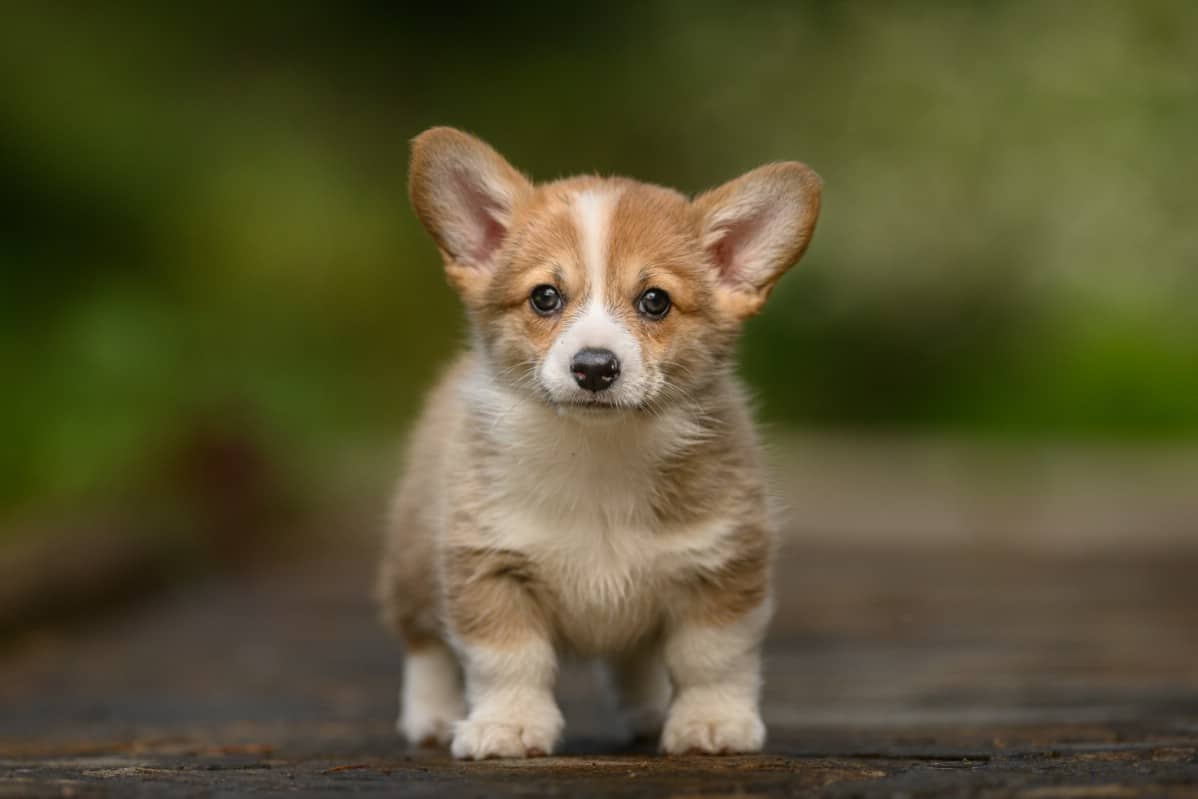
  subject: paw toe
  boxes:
[400,714,458,748]
[662,710,764,755]
[452,718,561,760]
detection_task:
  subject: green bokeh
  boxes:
[2,2,1196,515]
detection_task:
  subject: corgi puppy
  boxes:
[378,127,821,759]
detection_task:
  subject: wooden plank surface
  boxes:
[2,545,1196,796]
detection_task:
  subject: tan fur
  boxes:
[379,127,821,758]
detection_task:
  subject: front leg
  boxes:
[444,547,563,760]
[661,528,772,755]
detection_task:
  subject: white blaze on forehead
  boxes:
[572,188,616,303]
[567,188,622,351]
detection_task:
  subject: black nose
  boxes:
[571,348,620,392]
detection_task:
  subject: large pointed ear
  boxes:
[408,127,533,303]
[693,162,822,319]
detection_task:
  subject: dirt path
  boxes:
[2,546,1196,796]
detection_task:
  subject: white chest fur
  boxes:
[462,380,733,653]
[484,506,734,653]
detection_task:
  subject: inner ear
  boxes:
[408,127,532,289]
[708,208,775,289]
[451,168,509,268]
[694,162,822,317]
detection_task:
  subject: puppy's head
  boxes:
[409,127,822,414]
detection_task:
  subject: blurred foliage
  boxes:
[2,2,1197,516]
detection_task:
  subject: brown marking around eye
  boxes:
[607,185,711,318]
[484,188,584,309]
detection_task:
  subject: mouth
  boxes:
[533,380,649,415]
[556,399,623,412]
[549,396,641,417]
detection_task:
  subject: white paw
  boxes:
[399,646,466,747]
[661,701,765,755]
[399,694,466,747]
[451,706,563,760]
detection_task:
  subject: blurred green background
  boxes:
[3,2,1197,529]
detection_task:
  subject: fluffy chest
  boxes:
[461,375,721,530]
[485,437,662,528]
[457,383,744,651]
[477,505,734,653]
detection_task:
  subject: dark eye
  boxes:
[637,288,671,320]
[529,284,563,315]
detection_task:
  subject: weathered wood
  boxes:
[1,546,1195,796]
